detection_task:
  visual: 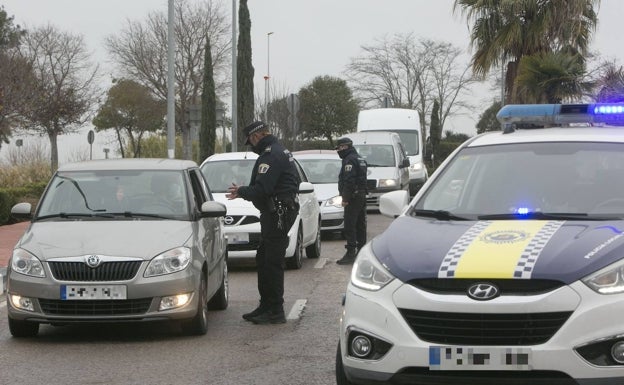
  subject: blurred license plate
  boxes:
[228,233,249,244]
[429,346,531,371]
[61,285,127,300]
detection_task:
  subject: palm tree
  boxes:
[594,61,624,102]
[453,0,599,103]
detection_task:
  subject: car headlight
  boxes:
[351,242,395,291]
[144,247,191,277]
[410,162,423,172]
[324,195,343,208]
[11,249,46,277]
[583,259,624,294]
[378,179,398,188]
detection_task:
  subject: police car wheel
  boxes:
[335,342,355,385]
[286,226,303,270]
[306,222,321,259]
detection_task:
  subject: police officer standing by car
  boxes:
[226,121,300,324]
[335,137,368,265]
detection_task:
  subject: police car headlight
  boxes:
[379,179,398,188]
[325,195,343,208]
[410,162,423,172]
[145,247,191,277]
[11,249,45,278]
[583,259,624,294]
[351,243,394,291]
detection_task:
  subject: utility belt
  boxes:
[267,194,298,213]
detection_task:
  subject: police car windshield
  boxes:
[201,160,255,193]
[413,142,624,219]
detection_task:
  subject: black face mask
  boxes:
[337,148,350,159]
[250,143,262,155]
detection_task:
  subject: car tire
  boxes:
[8,316,39,338]
[208,259,228,311]
[286,225,303,270]
[336,342,355,385]
[181,274,208,336]
[306,220,321,259]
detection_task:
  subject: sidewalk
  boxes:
[0,221,29,294]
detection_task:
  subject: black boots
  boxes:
[242,303,267,321]
[248,308,286,324]
[336,248,357,265]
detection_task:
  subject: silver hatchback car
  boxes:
[7,159,228,337]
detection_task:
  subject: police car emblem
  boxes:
[85,255,101,268]
[467,283,500,300]
[224,216,234,225]
[481,230,528,244]
[345,164,353,172]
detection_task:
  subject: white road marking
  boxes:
[287,299,307,320]
[314,258,328,269]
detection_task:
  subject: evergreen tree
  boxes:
[236,0,254,147]
[429,100,441,167]
[200,39,217,162]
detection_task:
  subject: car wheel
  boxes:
[181,274,208,335]
[306,220,321,259]
[208,259,229,311]
[8,316,39,338]
[336,342,355,385]
[286,225,303,270]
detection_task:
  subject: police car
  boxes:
[337,103,624,384]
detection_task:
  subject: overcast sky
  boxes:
[1,0,622,162]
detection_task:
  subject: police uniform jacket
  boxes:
[238,135,299,212]
[338,147,367,203]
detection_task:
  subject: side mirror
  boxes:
[299,181,314,194]
[200,201,227,217]
[400,158,410,168]
[379,190,409,218]
[11,202,32,220]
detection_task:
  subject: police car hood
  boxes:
[212,193,259,216]
[311,183,339,201]
[17,221,192,260]
[373,216,624,284]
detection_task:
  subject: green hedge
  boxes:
[0,183,47,225]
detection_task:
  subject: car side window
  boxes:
[188,169,209,210]
[293,159,307,183]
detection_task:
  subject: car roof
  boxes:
[345,131,400,144]
[466,126,624,148]
[293,150,340,160]
[200,152,258,166]
[58,158,198,172]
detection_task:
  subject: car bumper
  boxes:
[7,265,201,324]
[225,220,299,259]
[320,205,344,231]
[339,279,624,384]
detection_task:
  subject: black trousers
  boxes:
[343,193,367,251]
[256,209,296,310]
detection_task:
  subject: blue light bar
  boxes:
[496,103,624,129]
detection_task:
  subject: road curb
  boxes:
[1,267,6,295]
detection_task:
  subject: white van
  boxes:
[346,131,410,209]
[357,108,428,195]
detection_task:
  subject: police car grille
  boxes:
[49,261,142,282]
[398,309,572,345]
[408,278,564,295]
[39,298,152,316]
[224,215,259,226]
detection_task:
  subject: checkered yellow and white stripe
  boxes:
[438,220,564,279]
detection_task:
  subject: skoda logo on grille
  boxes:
[224,216,235,225]
[467,283,500,301]
[85,255,101,268]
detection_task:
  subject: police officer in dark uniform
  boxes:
[335,137,367,265]
[226,121,299,324]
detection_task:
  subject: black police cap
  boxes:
[243,121,267,145]
[335,137,353,149]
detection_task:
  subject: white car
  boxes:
[337,103,624,384]
[200,152,321,269]
[293,150,344,235]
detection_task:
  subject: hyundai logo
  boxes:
[224,216,235,225]
[85,255,101,268]
[467,283,500,301]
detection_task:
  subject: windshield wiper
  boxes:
[106,211,173,220]
[478,212,615,221]
[413,209,470,221]
[36,212,115,220]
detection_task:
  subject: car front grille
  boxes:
[224,215,259,226]
[408,279,565,296]
[321,219,343,227]
[366,179,377,190]
[49,261,142,282]
[398,309,572,345]
[39,298,152,316]
[366,196,379,206]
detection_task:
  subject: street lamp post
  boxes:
[264,31,274,123]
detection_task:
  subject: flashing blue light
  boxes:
[593,105,624,115]
[516,207,530,215]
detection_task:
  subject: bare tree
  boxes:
[105,0,230,160]
[18,24,98,171]
[345,34,477,141]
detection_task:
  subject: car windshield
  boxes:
[201,159,255,193]
[36,170,189,220]
[296,158,341,184]
[413,142,624,219]
[395,131,419,156]
[354,144,395,167]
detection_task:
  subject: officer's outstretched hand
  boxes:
[226,183,240,200]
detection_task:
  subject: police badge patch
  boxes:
[259,163,270,173]
[345,164,353,171]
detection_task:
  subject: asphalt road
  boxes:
[0,212,393,385]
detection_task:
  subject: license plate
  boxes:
[61,285,127,300]
[228,233,249,244]
[429,346,531,371]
